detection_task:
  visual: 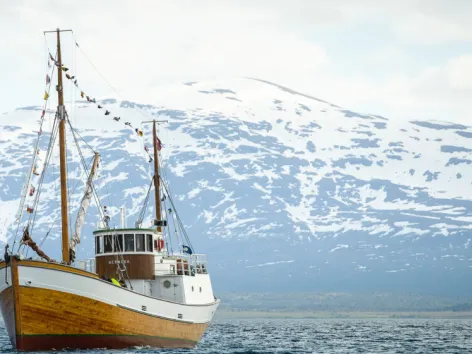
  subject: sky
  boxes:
[0,0,471,123]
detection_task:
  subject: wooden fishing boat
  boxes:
[0,28,219,351]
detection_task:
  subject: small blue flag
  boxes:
[182,245,193,255]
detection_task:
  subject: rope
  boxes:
[136,180,153,227]
[12,50,57,252]
[67,117,105,221]
[38,155,93,248]
[26,115,60,249]
[160,175,194,253]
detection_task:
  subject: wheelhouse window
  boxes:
[114,234,123,252]
[124,234,134,252]
[136,234,145,252]
[146,234,153,252]
[103,235,113,253]
[95,236,102,254]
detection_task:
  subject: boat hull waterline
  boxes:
[0,259,218,351]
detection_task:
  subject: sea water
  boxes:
[0,318,471,353]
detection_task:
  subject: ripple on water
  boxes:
[0,318,472,353]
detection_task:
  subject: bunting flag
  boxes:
[29,186,35,197]
[56,59,165,163]
[43,91,49,100]
[41,110,45,118]
[46,75,50,84]
[48,60,51,68]
[26,206,34,214]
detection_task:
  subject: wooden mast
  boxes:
[56,28,70,264]
[153,121,161,232]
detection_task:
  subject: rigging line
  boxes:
[19,110,59,250]
[67,117,105,224]
[99,156,114,228]
[28,117,59,229]
[13,51,58,254]
[13,52,57,241]
[159,176,194,252]
[39,155,93,248]
[27,116,60,250]
[68,125,95,153]
[137,179,153,226]
[73,35,153,121]
[161,196,174,254]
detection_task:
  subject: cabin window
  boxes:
[124,234,134,252]
[95,236,102,254]
[103,235,113,253]
[136,234,145,252]
[114,234,124,252]
[146,234,153,252]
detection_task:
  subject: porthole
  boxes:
[163,280,171,288]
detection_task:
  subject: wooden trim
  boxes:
[11,258,21,341]
[13,286,208,350]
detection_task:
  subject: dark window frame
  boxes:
[103,235,113,253]
[136,233,145,252]
[124,234,135,252]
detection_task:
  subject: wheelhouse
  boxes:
[94,228,164,256]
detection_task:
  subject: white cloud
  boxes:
[0,0,471,123]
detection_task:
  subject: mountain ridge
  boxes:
[1,78,472,295]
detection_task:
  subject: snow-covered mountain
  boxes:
[1,78,472,295]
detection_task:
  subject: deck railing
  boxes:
[155,253,208,276]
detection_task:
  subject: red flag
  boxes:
[41,109,45,118]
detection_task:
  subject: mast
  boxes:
[56,28,70,264]
[153,121,162,232]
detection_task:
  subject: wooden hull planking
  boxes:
[0,259,211,351]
